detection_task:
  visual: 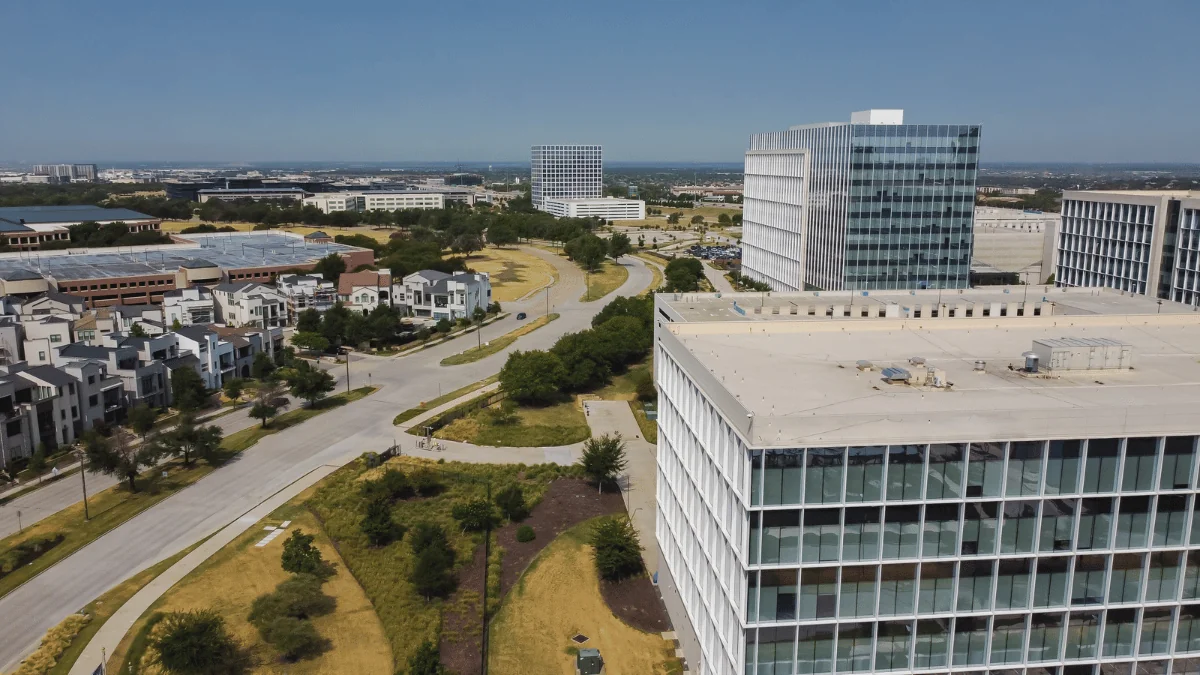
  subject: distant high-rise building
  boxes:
[742,110,982,291]
[530,145,602,211]
[31,164,97,182]
[1055,190,1200,306]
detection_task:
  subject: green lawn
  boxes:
[392,376,497,426]
[440,314,558,366]
[580,261,629,302]
[432,399,590,447]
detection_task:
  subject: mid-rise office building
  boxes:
[541,196,646,221]
[742,110,982,292]
[32,164,96,181]
[530,144,603,211]
[654,286,1200,675]
[1054,191,1200,306]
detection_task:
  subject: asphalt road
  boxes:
[0,247,652,672]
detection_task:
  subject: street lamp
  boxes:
[75,446,90,521]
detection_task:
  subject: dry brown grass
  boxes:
[11,614,89,675]
[161,221,397,243]
[488,520,680,675]
[580,261,629,302]
[125,505,392,675]
[466,247,558,302]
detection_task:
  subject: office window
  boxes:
[878,564,916,616]
[1001,500,1039,554]
[913,619,949,668]
[962,502,998,555]
[805,448,843,504]
[1078,498,1114,550]
[1124,438,1160,492]
[1073,556,1108,605]
[756,568,798,621]
[1103,608,1138,657]
[755,626,796,675]
[886,444,923,501]
[1161,436,1197,490]
[1041,499,1076,552]
[874,621,911,671]
[957,560,994,611]
[1065,611,1101,659]
[1028,612,1065,662]
[926,443,964,499]
[952,616,989,666]
[1008,440,1044,496]
[1186,552,1200,600]
[1109,554,1145,603]
[1179,606,1200,653]
[845,446,883,502]
[802,509,840,563]
[923,504,959,557]
[882,506,920,559]
[835,623,873,673]
[1140,608,1174,656]
[761,449,804,505]
[966,442,1005,497]
[1153,495,1188,547]
[796,625,835,674]
[799,568,837,620]
[842,507,880,561]
[839,565,877,618]
[1146,551,1182,602]
[996,559,1033,610]
[755,510,801,564]
[918,562,955,614]
[992,614,1027,664]
[1115,496,1152,548]
[1084,439,1121,493]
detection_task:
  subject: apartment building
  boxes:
[398,270,491,321]
[1055,191,1200,306]
[162,286,216,326]
[277,273,337,320]
[211,282,287,328]
[174,325,235,390]
[338,269,395,313]
[653,287,1200,675]
[742,110,981,291]
[0,377,36,465]
[22,316,74,365]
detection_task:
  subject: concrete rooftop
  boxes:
[658,288,1200,448]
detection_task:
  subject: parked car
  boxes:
[516,312,527,320]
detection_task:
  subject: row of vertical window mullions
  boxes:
[743,606,1195,675]
[750,438,1200,508]
[748,493,1200,565]
[746,551,1200,624]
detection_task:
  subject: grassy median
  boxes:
[391,376,497,427]
[439,313,558,367]
[580,261,630,302]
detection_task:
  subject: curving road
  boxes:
[0,246,653,672]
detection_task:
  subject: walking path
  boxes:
[702,260,736,294]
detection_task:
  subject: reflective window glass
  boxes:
[806,448,844,504]
[1040,499,1076,552]
[1047,440,1082,495]
[839,565,877,618]
[1109,554,1144,603]
[1153,495,1188,547]
[913,619,949,668]
[1161,436,1196,490]
[1123,438,1159,492]
[962,502,998,555]
[845,446,883,502]
[799,568,838,620]
[1102,608,1138,657]
[1146,551,1181,603]
[923,504,959,557]
[882,506,920,559]
[875,622,911,671]
[996,559,1032,610]
[952,616,989,666]
[1001,500,1039,554]
[1072,555,1107,605]
[835,623,873,673]
[796,625,835,674]
[1084,439,1120,493]
[886,444,924,501]
[1078,498,1114,550]
[1178,606,1200,654]
[918,563,955,614]
[842,507,880,561]
[802,509,840,563]
[1065,611,1101,659]
[762,449,804,505]
[1140,608,1174,656]
[1028,612,1064,662]
[1008,441,1043,496]
[956,560,995,612]
[1115,496,1152,548]
[966,442,1005,497]
[878,564,916,616]
[927,443,964,499]
[991,614,1027,664]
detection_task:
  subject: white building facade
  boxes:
[530,145,602,211]
[653,287,1200,675]
[399,270,490,321]
[742,149,810,291]
[541,197,646,221]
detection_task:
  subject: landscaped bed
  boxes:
[429,398,590,447]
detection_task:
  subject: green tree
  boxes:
[361,497,406,546]
[434,317,453,333]
[410,544,456,599]
[170,367,209,413]
[312,254,346,284]
[578,433,628,492]
[129,322,148,338]
[286,361,336,408]
[667,212,681,225]
[84,427,159,492]
[151,610,249,675]
[732,212,743,226]
[498,350,566,404]
[494,484,529,521]
[487,222,517,247]
[607,232,632,261]
[126,403,158,440]
[551,331,611,391]
[591,294,653,329]
[718,213,731,225]
[590,516,644,581]
[251,351,276,380]
[171,318,183,331]
[690,214,705,225]
[249,380,285,428]
[407,640,447,675]
[291,331,329,354]
[162,414,224,466]
[222,378,244,401]
[27,446,48,477]
[451,498,495,532]
[296,308,322,334]
[281,530,333,578]
[564,234,607,272]
[472,306,486,323]
[451,233,483,258]
[257,616,326,661]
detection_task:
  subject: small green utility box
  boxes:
[576,648,604,675]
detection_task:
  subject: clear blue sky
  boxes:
[2,0,1198,164]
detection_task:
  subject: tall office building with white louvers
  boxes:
[530,145,602,211]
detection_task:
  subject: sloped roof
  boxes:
[304,231,330,239]
[337,270,391,296]
[0,269,43,281]
[0,205,157,224]
[175,324,215,341]
[18,365,76,387]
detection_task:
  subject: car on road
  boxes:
[516,312,527,320]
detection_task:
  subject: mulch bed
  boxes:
[439,478,629,675]
[600,574,673,633]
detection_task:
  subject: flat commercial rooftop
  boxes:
[0,232,367,282]
[658,289,1200,447]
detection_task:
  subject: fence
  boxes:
[423,390,509,433]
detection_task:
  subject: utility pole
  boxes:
[77,448,90,521]
[344,353,350,394]
[481,477,491,675]
[545,287,550,317]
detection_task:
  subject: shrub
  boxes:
[1,534,65,578]
[249,574,336,627]
[494,484,528,522]
[591,517,644,581]
[407,639,447,675]
[409,522,456,599]
[12,613,90,675]
[451,498,495,532]
[361,497,406,547]
[151,610,249,675]
[281,530,333,579]
[408,467,442,496]
[515,525,536,543]
[577,433,628,492]
[435,318,452,333]
[360,467,410,502]
[409,522,449,555]
[632,368,657,401]
[259,616,327,661]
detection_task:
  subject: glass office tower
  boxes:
[745,111,981,291]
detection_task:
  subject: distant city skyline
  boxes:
[3,1,1199,164]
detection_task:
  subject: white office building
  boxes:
[531,145,603,211]
[541,197,646,221]
[301,193,358,213]
[653,286,1200,675]
[742,148,810,291]
[1055,191,1200,305]
[301,191,445,214]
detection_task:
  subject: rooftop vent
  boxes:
[881,367,910,383]
[908,356,926,366]
[1030,337,1134,372]
[856,360,873,371]
[973,360,987,373]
